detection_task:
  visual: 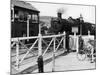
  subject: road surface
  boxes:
[11,51,95,74]
[32,52,95,73]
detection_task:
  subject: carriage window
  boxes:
[32,14,38,23]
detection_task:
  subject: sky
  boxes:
[23,0,95,24]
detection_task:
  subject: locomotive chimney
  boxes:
[57,8,66,19]
[57,12,62,19]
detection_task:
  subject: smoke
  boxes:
[57,7,66,14]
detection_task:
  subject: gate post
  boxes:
[37,33,44,73]
[52,37,56,72]
[63,31,66,52]
[38,33,42,56]
[15,39,19,70]
[91,47,94,63]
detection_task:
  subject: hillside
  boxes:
[40,16,56,28]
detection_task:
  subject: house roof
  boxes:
[11,0,39,12]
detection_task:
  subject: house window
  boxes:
[24,12,28,21]
[32,14,38,23]
[11,10,13,21]
[11,5,14,21]
[28,14,31,20]
[14,10,19,20]
[19,11,24,21]
[30,31,34,36]
[15,10,29,22]
[22,31,26,37]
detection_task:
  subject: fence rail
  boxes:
[11,30,95,71]
[11,31,66,70]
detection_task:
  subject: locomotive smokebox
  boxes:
[57,12,62,19]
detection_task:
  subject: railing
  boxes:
[11,31,66,70]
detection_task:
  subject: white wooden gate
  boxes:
[11,31,66,71]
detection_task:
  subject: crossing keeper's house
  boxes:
[11,0,40,37]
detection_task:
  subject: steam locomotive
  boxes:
[50,13,95,35]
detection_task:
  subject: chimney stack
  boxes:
[57,12,62,19]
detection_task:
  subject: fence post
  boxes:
[27,16,29,41]
[15,39,19,70]
[37,33,44,73]
[38,33,42,56]
[91,47,94,63]
[63,31,66,52]
[52,37,56,72]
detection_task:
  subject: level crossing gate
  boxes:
[11,31,66,72]
[11,31,95,73]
